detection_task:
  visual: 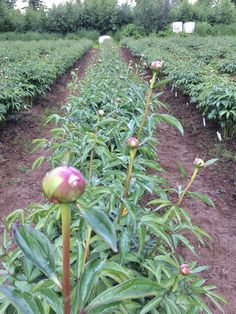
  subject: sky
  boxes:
[16,0,131,9]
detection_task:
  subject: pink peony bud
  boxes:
[151,60,163,71]
[42,166,86,203]
[180,264,190,276]
[127,136,139,149]
[194,158,205,168]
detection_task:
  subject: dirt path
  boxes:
[0,48,99,231]
[120,48,236,314]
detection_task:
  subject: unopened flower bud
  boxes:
[180,264,190,276]
[151,60,163,71]
[98,109,104,117]
[194,158,205,168]
[127,136,139,149]
[42,166,86,203]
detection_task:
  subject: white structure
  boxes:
[98,36,112,44]
[172,22,183,33]
[172,22,195,34]
[183,22,195,34]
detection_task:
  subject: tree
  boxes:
[22,0,45,10]
[82,0,118,33]
[4,0,16,8]
[134,0,171,33]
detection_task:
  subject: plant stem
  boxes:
[117,149,136,223]
[61,203,71,314]
[89,133,97,180]
[177,167,199,207]
[82,225,92,273]
[82,129,98,272]
[137,71,157,140]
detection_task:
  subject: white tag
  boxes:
[203,118,206,127]
[216,131,222,142]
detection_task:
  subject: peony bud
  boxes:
[98,109,104,117]
[151,60,163,71]
[42,166,86,203]
[194,158,205,168]
[180,264,190,276]
[127,136,139,149]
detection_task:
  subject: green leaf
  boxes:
[85,278,161,311]
[32,156,45,170]
[100,262,131,283]
[0,285,41,314]
[140,296,163,314]
[155,114,184,135]
[119,230,130,265]
[76,240,84,280]
[154,79,170,89]
[188,192,215,207]
[204,158,219,167]
[154,255,179,269]
[79,206,117,252]
[138,223,146,255]
[13,225,60,288]
[72,259,105,313]
[36,288,63,314]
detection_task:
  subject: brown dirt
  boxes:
[120,47,236,314]
[0,48,99,233]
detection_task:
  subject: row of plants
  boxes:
[121,36,236,139]
[0,39,92,123]
[0,42,226,313]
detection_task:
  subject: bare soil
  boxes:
[0,48,99,232]
[120,47,236,314]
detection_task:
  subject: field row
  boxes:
[0,39,92,123]
[122,36,236,139]
[0,43,225,313]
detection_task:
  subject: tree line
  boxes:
[0,0,236,34]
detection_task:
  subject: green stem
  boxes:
[89,133,97,180]
[82,128,98,272]
[177,167,199,207]
[137,71,157,140]
[61,203,71,314]
[82,226,92,273]
[117,149,136,223]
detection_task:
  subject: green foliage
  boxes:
[115,23,144,40]
[170,0,236,25]
[65,29,100,41]
[134,0,171,33]
[0,42,226,313]
[45,0,133,34]
[0,0,235,35]
[0,39,92,123]
[122,36,236,138]
[195,22,213,36]
[0,31,61,41]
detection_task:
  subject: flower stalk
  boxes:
[177,158,205,207]
[61,203,71,314]
[42,164,86,314]
[117,148,137,223]
[82,115,100,271]
[137,69,157,140]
